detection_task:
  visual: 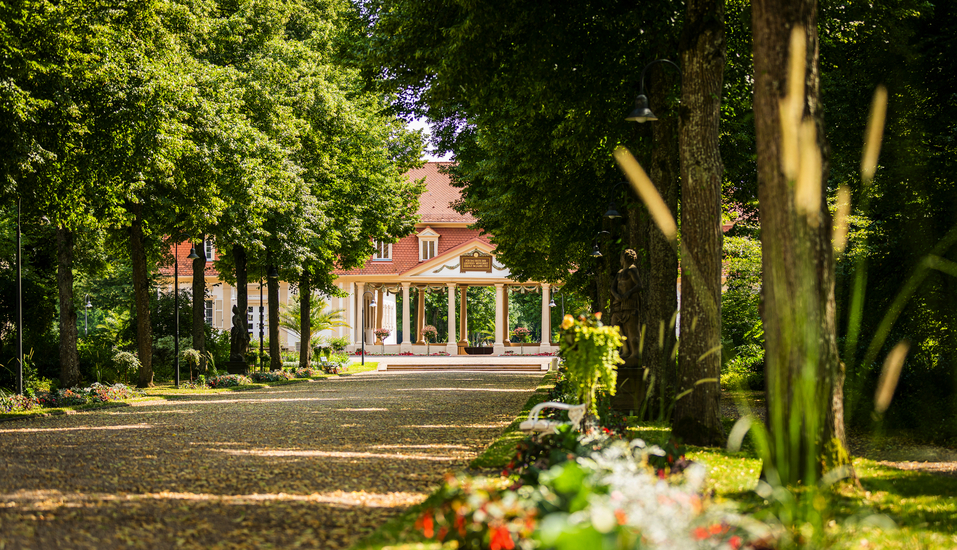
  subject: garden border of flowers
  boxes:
[349,373,561,550]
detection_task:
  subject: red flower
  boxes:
[455,514,466,536]
[729,536,743,549]
[420,513,434,538]
[693,527,709,540]
[490,526,515,550]
[614,509,627,525]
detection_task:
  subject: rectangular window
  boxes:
[205,300,213,326]
[204,239,215,261]
[373,240,391,260]
[421,239,437,261]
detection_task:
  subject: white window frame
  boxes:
[204,239,215,261]
[205,300,213,326]
[417,227,440,262]
[373,240,392,261]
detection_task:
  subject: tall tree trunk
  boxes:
[672,0,726,446]
[191,238,207,375]
[232,245,248,360]
[57,227,81,388]
[129,208,153,387]
[753,0,847,483]
[644,56,681,417]
[268,267,281,370]
[299,269,311,369]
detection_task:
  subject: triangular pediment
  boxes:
[417,226,440,238]
[402,239,511,280]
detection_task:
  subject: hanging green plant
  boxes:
[558,313,623,415]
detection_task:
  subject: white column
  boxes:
[540,283,552,353]
[355,282,364,347]
[401,282,412,353]
[445,283,458,355]
[493,283,506,356]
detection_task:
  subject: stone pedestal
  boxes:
[611,367,646,414]
[224,361,249,375]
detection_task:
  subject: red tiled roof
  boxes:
[411,162,476,223]
[159,242,217,278]
[335,228,491,276]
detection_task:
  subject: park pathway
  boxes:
[0,371,544,549]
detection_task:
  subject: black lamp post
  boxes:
[175,245,200,388]
[259,267,265,371]
[84,295,92,336]
[625,59,680,123]
[15,197,22,395]
[360,290,377,366]
[263,265,278,370]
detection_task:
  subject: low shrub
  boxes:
[0,383,144,412]
[207,374,253,388]
[722,343,765,391]
[294,367,322,378]
[420,432,771,550]
[249,370,295,383]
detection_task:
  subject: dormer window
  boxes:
[417,227,440,261]
[373,240,392,261]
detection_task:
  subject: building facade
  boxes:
[163,162,556,356]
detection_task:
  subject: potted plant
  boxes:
[374,328,390,354]
[421,325,438,355]
[511,326,532,355]
[558,313,623,431]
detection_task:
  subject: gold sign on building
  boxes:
[460,252,493,273]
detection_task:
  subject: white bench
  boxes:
[519,402,587,435]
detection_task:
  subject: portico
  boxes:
[331,162,557,356]
[336,242,555,356]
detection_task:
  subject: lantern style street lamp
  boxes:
[361,290,377,366]
[176,246,201,388]
[84,295,92,336]
[625,59,680,123]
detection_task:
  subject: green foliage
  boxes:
[721,230,765,391]
[249,370,294,383]
[279,294,350,350]
[109,351,141,386]
[558,314,623,415]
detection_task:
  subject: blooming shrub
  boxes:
[374,328,390,340]
[0,392,41,413]
[3,383,145,411]
[207,374,253,388]
[421,431,772,550]
[294,367,322,378]
[250,370,295,383]
[511,326,532,342]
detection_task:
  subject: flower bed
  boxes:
[249,370,295,383]
[294,367,323,378]
[419,427,771,550]
[1,383,143,413]
[207,374,253,388]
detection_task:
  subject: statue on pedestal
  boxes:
[229,305,250,361]
[610,249,643,367]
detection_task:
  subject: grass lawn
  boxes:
[350,386,957,550]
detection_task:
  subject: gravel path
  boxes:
[0,371,544,549]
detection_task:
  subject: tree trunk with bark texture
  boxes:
[268,268,281,370]
[299,270,311,369]
[192,238,207,375]
[129,208,153,387]
[641,60,681,416]
[57,228,81,388]
[672,0,726,446]
[753,0,847,483]
[232,245,248,360]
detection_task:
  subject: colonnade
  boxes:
[352,281,554,356]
